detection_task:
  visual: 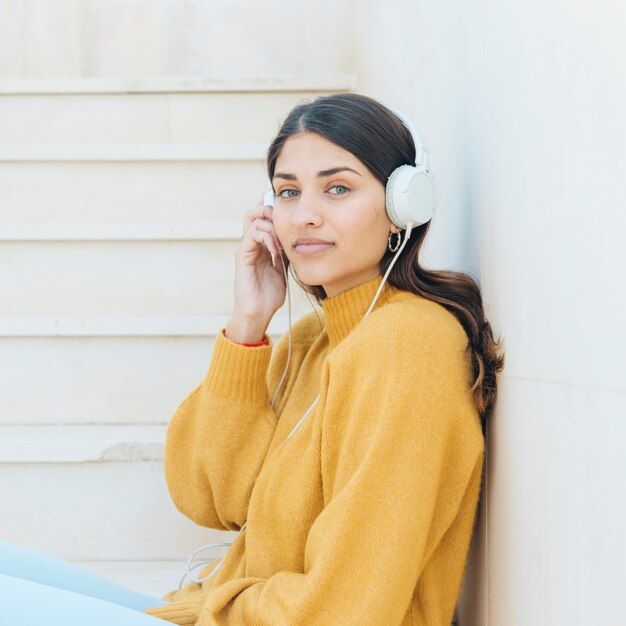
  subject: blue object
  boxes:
[0,539,169,625]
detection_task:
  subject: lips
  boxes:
[293,239,334,256]
[294,238,333,246]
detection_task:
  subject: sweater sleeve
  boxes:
[195,313,485,625]
[163,328,278,530]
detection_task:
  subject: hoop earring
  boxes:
[388,231,402,252]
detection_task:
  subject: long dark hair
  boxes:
[266,92,505,430]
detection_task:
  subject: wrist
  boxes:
[225,315,270,344]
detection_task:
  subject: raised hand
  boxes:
[225,193,289,343]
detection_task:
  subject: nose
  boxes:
[289,189,322,227]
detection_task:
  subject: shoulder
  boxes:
[338,291,469,362]
[322,291,483,454]
[324,290,475,410]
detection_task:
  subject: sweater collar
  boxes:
[321,274,398,349]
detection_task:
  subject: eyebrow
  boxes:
[272,166,362,181]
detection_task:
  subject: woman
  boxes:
[0,92,504,626]
[144,92,505,625]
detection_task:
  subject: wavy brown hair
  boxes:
[266,93,505,430]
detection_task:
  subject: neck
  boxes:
[322,269,384,298]
[321,275,399,348]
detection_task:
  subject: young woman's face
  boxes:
[271,132,399,298]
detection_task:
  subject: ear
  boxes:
[385,211,401,235]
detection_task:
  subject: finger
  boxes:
[273,250,289,274]
[240,223,268,252]
[244,219,270,243]
[250,218,273,231]
[243,205,274,233]
[251,229,280,255]
[246,218,282,250]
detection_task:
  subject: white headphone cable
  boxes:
[270,250,292,410]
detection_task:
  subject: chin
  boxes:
[291,266,334,288]
[296,273,331,288]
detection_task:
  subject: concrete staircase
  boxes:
[0,75,354,598]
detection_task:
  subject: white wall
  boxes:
[354,1,626,624]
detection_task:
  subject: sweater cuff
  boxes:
[203,328,273,404]
[233,336,269,347]
[144,598,203,625]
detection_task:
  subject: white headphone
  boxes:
[179,102,438,589]
[263,102,437,230]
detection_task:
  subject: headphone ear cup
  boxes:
[263,180,275,207]
[385,163,436,229]
[263,189,275,207]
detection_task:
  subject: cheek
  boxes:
[338,207,387,248]
[272,215,289,245]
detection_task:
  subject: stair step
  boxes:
[0,239,235,316]
[0,221,242,242]
[0,311,315,427]
[0,79,353,145]
[0,143,267,161]
[0,315,292,337]
[0,426,237,559]
[0,160,267,222]
[0,424,165,463]
[0,335,218,426]
[0,234,311,320]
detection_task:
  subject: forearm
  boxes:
[165,330,277,529]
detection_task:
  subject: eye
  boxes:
[328,184,350,195]
[278,188,299,199]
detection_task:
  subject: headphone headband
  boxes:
[381,102,436,229]
[383,103,427,167]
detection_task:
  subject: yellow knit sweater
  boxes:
[145,275,485,626]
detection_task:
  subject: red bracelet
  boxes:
[234,337,269,347]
